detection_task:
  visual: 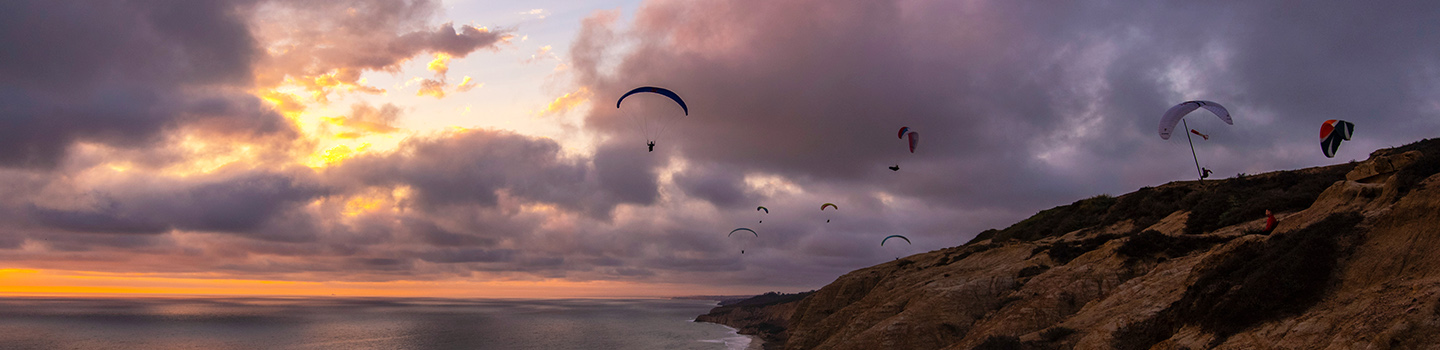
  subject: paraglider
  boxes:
[882,234,912,259]
[729,228,758,254]
[756,206,769,223]
[1159,101,1231,140]
[1159,100,1233,181]
[881,234,911,246]
[821,203,837,223]
[617,86,688,152]
[891,127,918,171]
[1320,119,1355,158]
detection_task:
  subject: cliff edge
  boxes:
[709,138,1440,350]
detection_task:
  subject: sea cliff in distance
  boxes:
[700,137,1440,349]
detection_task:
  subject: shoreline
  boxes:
[697,321,766,350]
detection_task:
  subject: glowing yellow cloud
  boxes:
[260,91,307,117]
[417,79,447,98]
[427,53,452,76]
[307,143,369,168]
[540,87,590,116]
[455,76,480,92]
[342,196,386,217]
[322,116,400,134]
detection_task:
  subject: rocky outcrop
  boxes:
[696,291,813,349]
[1347,149,1422,182]
[733,138,1440,350]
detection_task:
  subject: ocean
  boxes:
[0,296,757,350]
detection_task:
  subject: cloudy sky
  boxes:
[1,0,1437,298]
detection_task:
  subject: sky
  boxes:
[1,0,1438,298]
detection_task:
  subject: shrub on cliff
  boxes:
[1183,166,1351,235]
[1392,138,1440,196]
[1031,234,1120,265]
[982,195,1116,242]
[1116,230,1231,261]
[1112,212,1365,349]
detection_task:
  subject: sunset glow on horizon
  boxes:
[0,269,751,299]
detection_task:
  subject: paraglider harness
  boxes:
[647,141,655,152]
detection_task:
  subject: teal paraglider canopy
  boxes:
[881,235,911,246]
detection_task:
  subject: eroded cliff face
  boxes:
[697,292,813,349]
[773,138,1440,350]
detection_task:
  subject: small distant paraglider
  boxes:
[756,206,769,223]
[891,127,919,171]
[881,234,911,246]
[1320,119,1355,158]
[616,86,688,152]
[729,228,758,254]
[1159,100,1233,181]
[882,235,912,260]
[821,203,837,223]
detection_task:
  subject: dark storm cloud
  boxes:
[573,0,1440,214]
[672,163,755,209]
[406,218,497,247]
[0,1,288,168]
[417,248,515,263]
[6,0,1440,294]
[592,140,662,206]
[534,0,1440,288]
[333,129,599,210]
[29,206,169,235]
[0,0,513,169]
[26,171,326,241]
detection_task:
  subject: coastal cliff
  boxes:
[703,138,1440,349]
[696,291,813,349]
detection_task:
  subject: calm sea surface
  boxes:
[0,296,755,350]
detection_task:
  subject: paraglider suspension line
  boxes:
[1183,119,1203,182]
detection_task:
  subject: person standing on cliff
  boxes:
[1263,210,1277,233]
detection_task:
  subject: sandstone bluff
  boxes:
[699,138,1440,350]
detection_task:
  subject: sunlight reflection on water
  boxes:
[0,297,742,350]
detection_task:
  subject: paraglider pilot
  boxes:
[1201,167,1213,179]
[889,165,900,171]
[647,141,655,152]
[1263,210,1277,234]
